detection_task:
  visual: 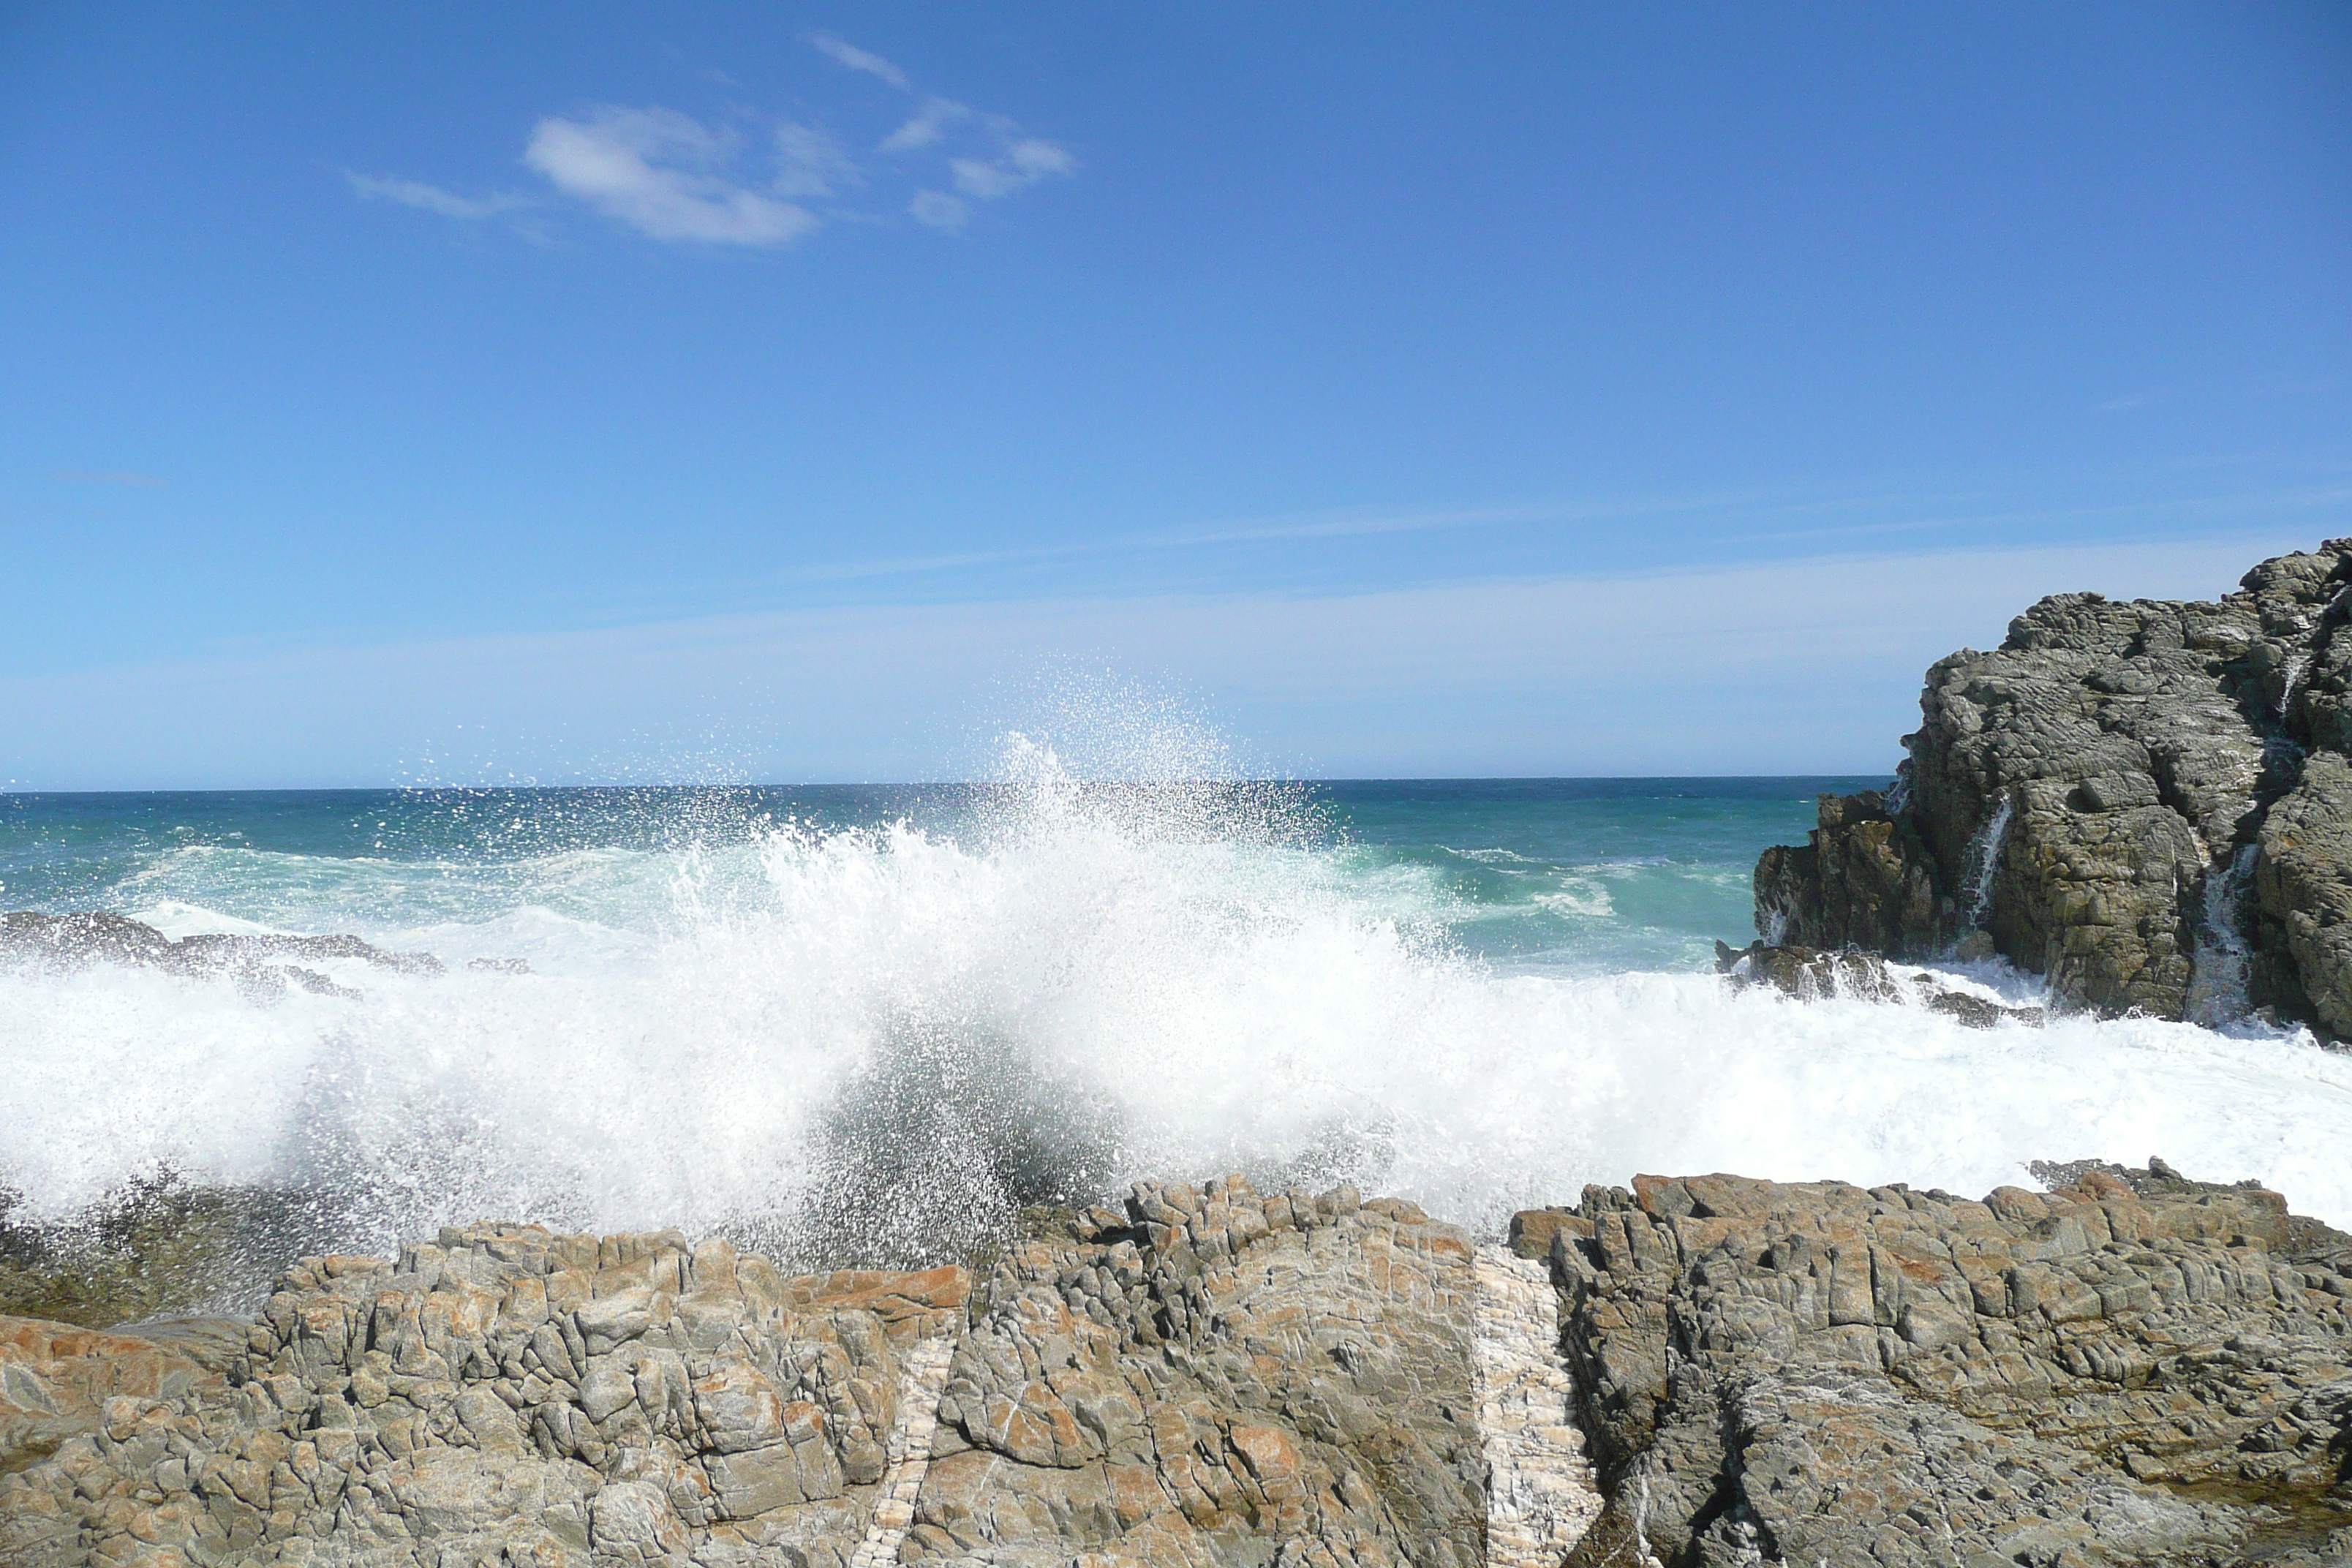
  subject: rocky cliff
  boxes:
[1756,539,2352,1031]
[4,1166,2346,1567]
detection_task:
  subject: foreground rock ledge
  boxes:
[4,1166,2347,1567]
[0,1179,1500,1568]
[1538,1162,2352,1568]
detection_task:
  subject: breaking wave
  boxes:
[4,713,2351,1311]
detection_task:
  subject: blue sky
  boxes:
[3,3,2348,786]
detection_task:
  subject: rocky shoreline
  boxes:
[1752,539,2352,1036]
[8,543,2352,1564]
[1,1164,2346,1567]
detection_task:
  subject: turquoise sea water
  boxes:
[0,777,1877,974]
[4,771,2351,1267]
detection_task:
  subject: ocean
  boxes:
[6,760,2351,1295]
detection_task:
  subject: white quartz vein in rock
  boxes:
[1474,1243,1603,1567]
[848,1333,958,1568]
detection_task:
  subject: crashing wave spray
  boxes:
[4,697,2352,1315]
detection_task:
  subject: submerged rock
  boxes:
[0,910,446,997]
[1714,938,2043,1028]
[0,1172,325,1330]
[1753,539,2352,1031]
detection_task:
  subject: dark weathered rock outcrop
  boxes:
[1755,791,1954,959]
[1756,540,2352,1030]
[1545,1164,2352,1567]
[2260,752,2352,1039]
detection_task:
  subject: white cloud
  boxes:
[909,190,971,230]
[950,138,1077,200]
[774,121,859,197]
[524,108,819,246]
[344,171,527,219]
[810,34,909,91]
[880,97,968,152]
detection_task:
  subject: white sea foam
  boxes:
[124,900,288,939]
[1450,847,1542,865]
[4,767,2351,1275]
[1532,883,1616,919]
[5,699,2350,1273]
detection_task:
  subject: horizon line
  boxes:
[0,772,1899,796]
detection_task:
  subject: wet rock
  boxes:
[1550,1164,2352,1566]
[1714,939,2043,1028]
[2259,751,2352,1039]
[1754,788,1954,955]
[0,909,447,987]
[1752,539,2352,1029]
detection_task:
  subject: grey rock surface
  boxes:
[1545,1164,2352,1567]
[0,1178,1499,1568]
[0,911,448,1000]
[2259,751,2352,1039]
[0,1223,968,1568]
[905,1175,1487,1568]
[1755,790,1953,958]
[11,1165,2348,1567]
[1754,539,2352,1028]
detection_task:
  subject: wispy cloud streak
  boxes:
[881,97,969,152]
[1,539,2306,787]
[810,34,910,90]
[345,172,528,219]
[611,475,2352,618]
[950,138,1077,200]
